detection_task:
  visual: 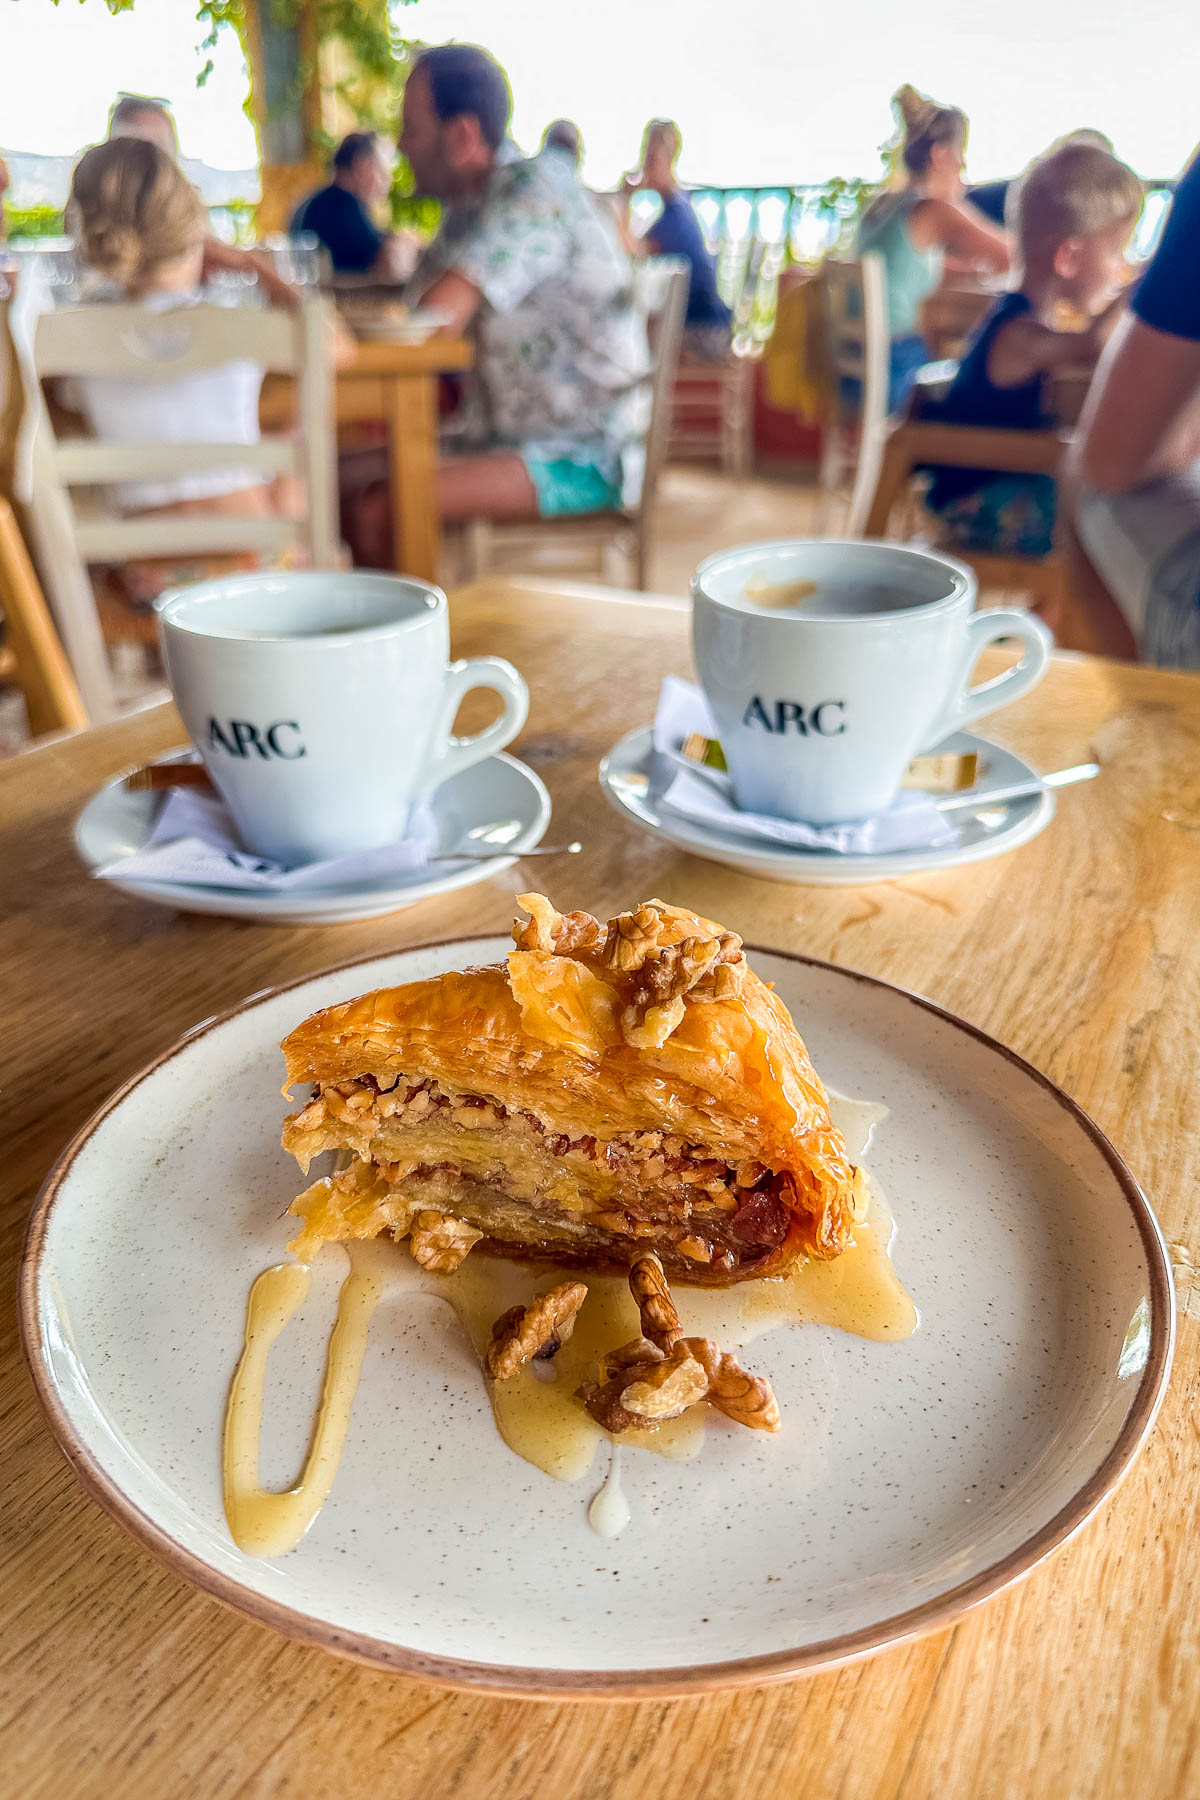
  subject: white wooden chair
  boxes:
[16,295,338,716]
[667,233,769,478]
[815,253,890,539]
[459,259,689,591]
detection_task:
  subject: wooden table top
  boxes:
[340,334,473,378]
[3,577,1199,1800]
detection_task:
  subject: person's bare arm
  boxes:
[414,268,483,334]
[201,238,302,311]
[1077,314,1200,492]
[988,292,1129,387]
[910,197,1011,272]
[374,231,418,283]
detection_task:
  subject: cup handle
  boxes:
[420,656,530,793]
[919,608,1053,750]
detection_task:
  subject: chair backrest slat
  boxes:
[53,439,297,484]
[635,257,690,517]
[820,252,888,436]
[73,513,297,561]
[34,302,304,380]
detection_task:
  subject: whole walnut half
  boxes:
[485,1281,588,1380]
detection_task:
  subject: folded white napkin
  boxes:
[652,677,960,856]
[96,785,437,891]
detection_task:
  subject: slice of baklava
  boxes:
[280,894,863,1285]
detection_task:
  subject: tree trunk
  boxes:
[241,0,325,235]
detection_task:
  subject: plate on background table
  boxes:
[75,751,551,925]
[342,308,454,344]
[21,937,1171,1695]
[599,728,1056,885]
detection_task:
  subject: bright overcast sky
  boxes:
[0,0,1196,184]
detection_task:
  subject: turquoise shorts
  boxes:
[522,454,624,518]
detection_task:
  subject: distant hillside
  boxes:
[1,148,259,207]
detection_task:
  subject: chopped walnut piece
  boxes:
[577,1372,654,1435]
[513,895,748,1046]
[690,959,747,1005]
[512,893,605,955]
[409,1210,483,1273]
[705,1350,781,1433]
[288,1094,326,1133]
[601,901,670,974]
[621,934,736,1049]
[628,1252,683,1352]
[676,1333,779,1432]
[578,1257,781,1436]
[597,1335,663,1379]
[485,1281,588,1380]
[620,1342,711,1419]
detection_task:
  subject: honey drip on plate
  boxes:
[588,1443,631,1537]
[223,1090,915,1551]
[223,1243,382,1556]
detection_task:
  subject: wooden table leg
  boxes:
[385,371,439,581]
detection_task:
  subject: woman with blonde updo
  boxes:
[65,137,286,603]
[857,85,1011,411]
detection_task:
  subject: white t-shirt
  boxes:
[66,288,267,512]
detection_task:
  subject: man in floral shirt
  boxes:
[400,44,650,525]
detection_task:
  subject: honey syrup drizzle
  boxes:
[223,1244,382,1557]
[223,1092,915,1551]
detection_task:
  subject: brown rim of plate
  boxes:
[18,934,1176,1701]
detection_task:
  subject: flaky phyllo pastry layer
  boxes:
[280,894,865,1286]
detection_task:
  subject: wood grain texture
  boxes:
[2,577,1198,1800]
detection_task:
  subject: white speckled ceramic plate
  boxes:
[598,728,1055,884]
[74,752,551,925]
[20,938,1172,1696]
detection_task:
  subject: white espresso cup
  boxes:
[692,540,1052,825]
[157,571,529,863]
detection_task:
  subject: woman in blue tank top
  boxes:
[856,85,1011,412]
[620,121,733,361]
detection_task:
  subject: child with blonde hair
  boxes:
[65,136,295,602]
[924,143,1145,557]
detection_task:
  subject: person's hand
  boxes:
[201,238,301,310]
[247,250,303,311]
[377,231,418,284]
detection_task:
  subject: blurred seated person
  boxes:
[291,132,410,279]
[539,119,583,172]
[857,85,1010,412]
[107,91,299,309]
[1072,147,1200,666]
[618,119,732,361]
[65,137,304,605]
[394,44,648,532]
[921,144,1142,570]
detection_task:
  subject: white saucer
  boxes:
[75,751,552,925]
[598,729,1055,886]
